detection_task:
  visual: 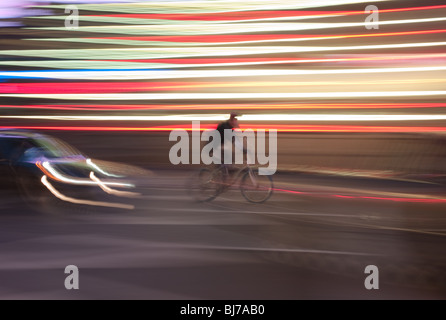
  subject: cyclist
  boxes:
[215,112,240,163]
[214,112,253,176]
[216,111,240,141]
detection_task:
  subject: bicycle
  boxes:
[187,163,274,203]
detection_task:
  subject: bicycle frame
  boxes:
[219,163,256,188]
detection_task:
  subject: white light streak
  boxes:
[90,172,141,198]
[87,158,123,177]
[1,91,445,101]
[7,113,446,122]
[1,65,445,80]
[24,16,444,35]
[42,161,134,187]
[41,175,134,210]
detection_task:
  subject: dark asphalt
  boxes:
[0,168,445,300]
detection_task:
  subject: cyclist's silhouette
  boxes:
[215,112,245,166]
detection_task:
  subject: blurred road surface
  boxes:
[1,168,445,300]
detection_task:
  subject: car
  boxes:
[0,129,151,214]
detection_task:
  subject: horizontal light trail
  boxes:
[4,114,446,122]
[31,11,338,25]
[0,82,214,94]
[42,29,446,47]
[25,17,446,35]
[3,53,446,70]
[3,125,446,133]
[2,91,445,100]
[2,78,444,94]
[32,5,446,25]
[114,29,446,42]
[1,65,445,80]
[3,41,446,61]
[115,53,446,64]
[241,114,446,122]
[274,188,446,203]
[38,0,388,14]
[2,103,445,111]
[0,60,171,70]
[94,4,446,21]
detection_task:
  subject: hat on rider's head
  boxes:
[230,112,239,119]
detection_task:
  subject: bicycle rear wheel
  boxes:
[188,168,224,202]
[240,169,273,203]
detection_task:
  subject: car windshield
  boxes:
[33,136,83,159]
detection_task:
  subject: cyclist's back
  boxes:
[215,112,244,167]
[216,112,240,146]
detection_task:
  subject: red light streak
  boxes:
[94,5,446,21]
[0,103,446,111]
[2,125,446,133]
[1,103,444,111]
[274,187,446,203]
[0,82,219,94]
[94,29,446,44]
[105,53,446,65]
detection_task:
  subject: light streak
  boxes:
[2,53,445,70]
[24,17,446,35]
[274,188,446,203]
[1,65,445,81]
[2,103,445,111]
[86,158,123,178]
[41,161,134,187]
[33,4,446,25]
[90,172,141,198]
[41,175,134,210]
[39,29,446,47]
[5,113,446,122]
[37,0,389,14]
[58,5,446,25]
[5,125,446,133]
[2,77,444,94]
[2,90,445,100]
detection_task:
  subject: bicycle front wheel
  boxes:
[188,168,224,202]
[240,169,273,203]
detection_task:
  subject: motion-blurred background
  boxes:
[1,0,446,176]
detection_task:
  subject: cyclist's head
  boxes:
[229,112,239,119]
